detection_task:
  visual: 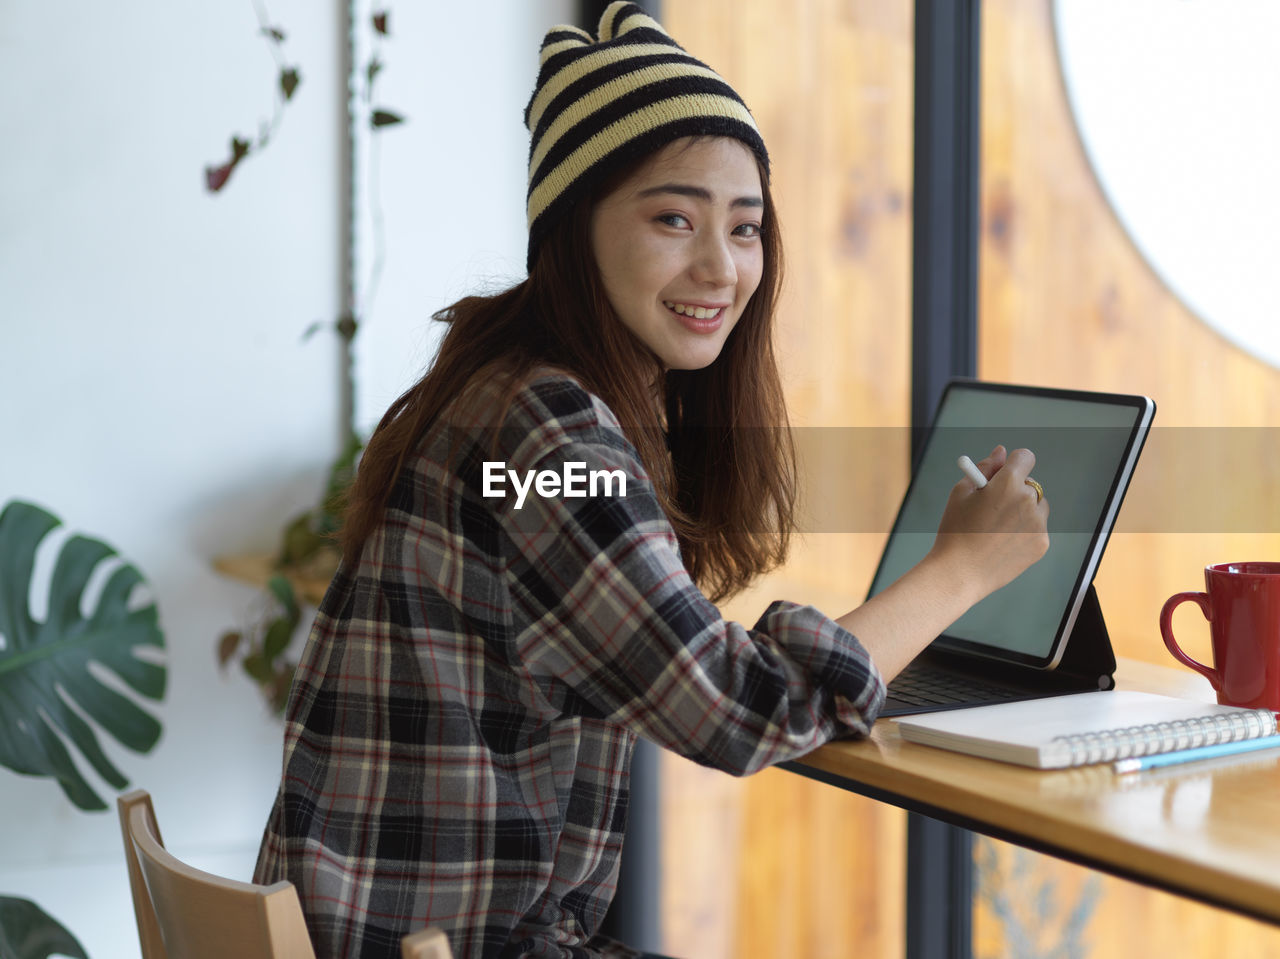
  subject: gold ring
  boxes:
[1025,478,1044,503]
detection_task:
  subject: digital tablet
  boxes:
[867,379,1155,670]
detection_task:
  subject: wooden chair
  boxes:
[118,789,453,959]
[400,927,453,959]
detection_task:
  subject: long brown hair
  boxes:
[342,143,795,602]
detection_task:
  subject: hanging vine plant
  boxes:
[203,4,303,193]
[209,6,403,714]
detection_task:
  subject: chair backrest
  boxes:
[401,927,453,959]
[119,789,455,959]
[118,789,317,959]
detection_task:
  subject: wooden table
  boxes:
[784,659,1280,926]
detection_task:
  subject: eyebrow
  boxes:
[635,182,763,209]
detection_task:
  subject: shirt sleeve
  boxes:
[486,377,885,776]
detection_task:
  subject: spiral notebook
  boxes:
[893,690,1279,769]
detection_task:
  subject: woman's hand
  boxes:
[928,445,1050,600]
[834,444,1049,683]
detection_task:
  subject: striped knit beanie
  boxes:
[524,1,769,270]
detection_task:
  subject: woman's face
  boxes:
[590,137,765,371]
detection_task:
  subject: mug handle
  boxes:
[1160,591,1220,689]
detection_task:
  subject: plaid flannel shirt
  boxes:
[254,373,885,958]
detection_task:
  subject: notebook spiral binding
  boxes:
[1051,708,1277,767]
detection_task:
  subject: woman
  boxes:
[254,5,1048,958]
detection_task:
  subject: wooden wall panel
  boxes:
[978,0,1280,667]
[650,2,1279,957]
[977,1,1280,956]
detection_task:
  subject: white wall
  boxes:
[0,2,571,956]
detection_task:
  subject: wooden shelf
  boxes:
[213,552,334,607]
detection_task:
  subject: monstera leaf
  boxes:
[0,897,87,959]
[0,501,165,811]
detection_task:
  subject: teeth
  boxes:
[663,301,721,319]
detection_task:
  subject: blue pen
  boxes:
[1113,733,1280,774]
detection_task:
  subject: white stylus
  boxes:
[956,454,987,489]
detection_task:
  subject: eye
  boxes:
[733,221,764,238]
[656,213,691,229]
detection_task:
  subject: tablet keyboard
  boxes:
[882,660,1030,715]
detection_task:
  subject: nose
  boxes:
[691,232,737,288]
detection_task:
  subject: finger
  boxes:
[999,447,1037,481]
[975,444,1007,480]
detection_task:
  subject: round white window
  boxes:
[1054,0,1280,369]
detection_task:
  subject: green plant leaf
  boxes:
[242,651,272,684]
[371,109,404,128]
[0,896,88,959]
[335,312,358,342]
[265,574,299,623]
[279,68,300,101]
[0,501,166,812]
[261,618,294,664]
[278,514,329,568]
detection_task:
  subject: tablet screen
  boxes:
[867,381,1154,669]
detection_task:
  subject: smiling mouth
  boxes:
[663,300,724,320]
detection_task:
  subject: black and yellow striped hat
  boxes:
[524,1,769,270]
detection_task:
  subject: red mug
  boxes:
[1161,562,1280,711]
